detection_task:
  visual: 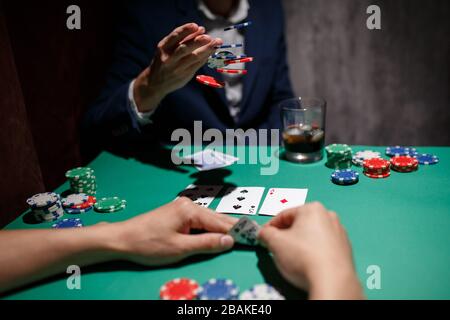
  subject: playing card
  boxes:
[177,185,223,208]
[183,149,238,171]
[215,187,265,215]
[258,188,308,216]
[228,216,261,246]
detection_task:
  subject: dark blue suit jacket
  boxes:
[84,0,294,145]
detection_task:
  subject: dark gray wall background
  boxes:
[282,0,449,146]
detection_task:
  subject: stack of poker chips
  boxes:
[325,144,353,169]
[331,169,359,186]
[239,284,285,300]
[94,196,126,213]
[26,192,64,222]
[390,156,419,173]
[363,158,391,179]
[197,21,253,89]
[65,167,96,196]
[352,150,381,166]
[62,193,96,214]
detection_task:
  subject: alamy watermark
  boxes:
[171,121,281,176]
[66,265,81,290]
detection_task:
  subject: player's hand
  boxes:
[258,202,364,299]
[133,23,223,112]
[111,197,237,266]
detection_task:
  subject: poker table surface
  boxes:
[3,146,450,300]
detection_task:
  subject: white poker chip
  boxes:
[239,284,285,300]
[62,193,88,207]
[26,192,59,207]
[352,150,381,166]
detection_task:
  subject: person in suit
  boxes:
[83,0,294,146]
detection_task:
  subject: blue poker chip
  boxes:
[385,146,414,157]
[331,169,359,185]
[413,153,439,165]
[64,205,93,214]
[224,21,252,31]
[52,218,83,229]
[198,279,239,300]
[215,44,243,49]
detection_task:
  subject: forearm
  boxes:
[133,67,166,113]
[0,224,121,293]
[308,266,365,300]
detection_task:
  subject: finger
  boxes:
[179,38,223,71]
[179,233,234,256]
[257,225,283,251]
[188,208,238,233]
[265,207,299,229]
[179,26,205,45]
[160,23,199,51]
[173,34,213,62]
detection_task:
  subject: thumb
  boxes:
[180,233,234,256]
[258,225,283,251]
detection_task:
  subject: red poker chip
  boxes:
[390,156,418,168]
[363,158,390,170]
[196,75,225,88]
[71,196,96,209]
[216,68,247,75]
[225,57,253,65]
[160,278,199,300]
[391,164,418,173]
[364,171,391,179]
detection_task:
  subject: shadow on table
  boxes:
[175,169,237,201]
[255,247,308,300]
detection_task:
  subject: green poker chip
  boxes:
[65,167,94,180]
[94,197,126,213]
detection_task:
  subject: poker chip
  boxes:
[216,68,247,75]
[52,218,83,229]
[65,167,96,196]
[198,278,239,300]
[94,196,127,213]
[363,157,391,179]
[26,192,64,222]
[331,169,359,185]
[160,278,200,300]
[363,171,391,179]
[26,192,59,208]
[224,21,252,31]
[385,146,414,157]
[325,144,353,169]
[363,158,390,170]
[196,75,225,89]
[225,57,253,65]
[71,195,96,209]
[211,51,235,59]
[413,153,439,165]
[65,205,93,214]
[352,150,381,166]
[62,193,89,207]
[216,44,243,49]
[213,54,247,60]
[390,156,419,172]
[239,284,285,300]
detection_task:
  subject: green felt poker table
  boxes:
[3,146,450,300]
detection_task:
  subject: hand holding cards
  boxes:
[228,217,261,246]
